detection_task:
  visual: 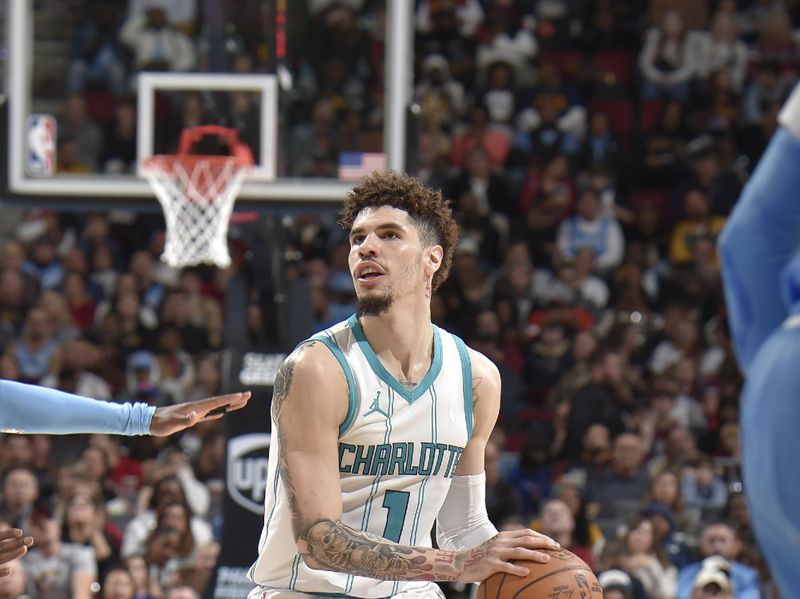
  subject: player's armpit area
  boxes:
[298,518,462,582]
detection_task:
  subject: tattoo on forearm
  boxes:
[299,519,460,582]
[272,341,316,539]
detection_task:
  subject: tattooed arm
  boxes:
[273,342,556,583]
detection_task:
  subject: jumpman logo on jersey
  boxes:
[362,390,389,418]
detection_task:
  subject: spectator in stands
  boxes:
[288,98,338,178]
[682,457,729,517]
[100,566,136,599]
[62,490,121,581]
[516,153,575,265]
[640,99,690,188]
[586,432,650,533]
[102,98,137,174]
[677,522,762,599]
[483,437,523,527]
[691,566,733,599]
[143,525,182,591]
[153,326,195,404]
[562,351,630,460]
[598,568,635,599]
[642,501,693,569]
[166,584,200,599]
[120,0,196,74]
[67,2,127,96]
[63,272,97,332]
[621,515,678,599]
[695,12,749,92]
[639,10,695,101]
[415,0,484,40]
[9,307,62,384]
[476,4,536,86]
[58,95,103,171]
[41,338,112,400]
[451,104,511,169]
[539,498,595,568]
[557,187,625,275]
[506,431,554,517]
[752,9,800,76]
[670,189,726,267]
[37,290,80,345]
[124,554,157,599]
[646,468,690,531]
[416,53,467,132]
[122,475,211,560]
[24,510,96,599]
[579,111,623,173]
[0,468,39,530]
[741,60,790,128]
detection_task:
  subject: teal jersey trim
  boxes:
[313,332,358,436]
[452,333,474,438]
[289,554,301,590]
[347,315,443,403]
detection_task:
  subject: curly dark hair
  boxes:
[339,171,459,291]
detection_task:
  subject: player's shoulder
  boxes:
[281,338,343,382]
[465,346,500,384]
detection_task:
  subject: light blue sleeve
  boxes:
[719,128,800,373]
[732,564,763,599]
[676,563,700,599]
[0,379,155,435]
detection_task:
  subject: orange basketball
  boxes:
[477,549,602,599]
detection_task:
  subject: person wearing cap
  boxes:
[597,569,635,599]
[676,523,760,599]
[719,81,800,597]
[640,502,692,569]
[691,567,733,599]
[0,378,251,575]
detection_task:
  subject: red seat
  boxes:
[539,49,584,80]
[591,50,637,85]
[640,100,664,133]
[589,98,635,140]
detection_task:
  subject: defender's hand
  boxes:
[456,529,560,583]
[0,528,34,576]
[150,392,251,436]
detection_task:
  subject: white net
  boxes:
[143,156,249,268]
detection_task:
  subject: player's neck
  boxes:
[358,302,434,381]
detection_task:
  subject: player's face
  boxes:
[348,206,439,316]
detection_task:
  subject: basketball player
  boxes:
[0,378,250,574]
[719,84,800,595]
[248,172,559,598]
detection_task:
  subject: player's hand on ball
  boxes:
[456,529,560,583]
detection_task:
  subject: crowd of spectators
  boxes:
[9,0,800,597]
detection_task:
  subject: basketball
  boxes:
[477,549,602,599]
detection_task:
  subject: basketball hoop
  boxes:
[142,125,254,268]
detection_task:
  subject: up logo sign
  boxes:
[227,433,271,515]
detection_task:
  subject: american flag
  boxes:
[338,152,387,181]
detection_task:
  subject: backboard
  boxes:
[4,0,413,207]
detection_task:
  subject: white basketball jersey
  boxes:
[248,315,474,598]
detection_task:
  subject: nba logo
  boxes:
[27,114,56,177]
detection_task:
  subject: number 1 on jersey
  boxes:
[382,490,410,542]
